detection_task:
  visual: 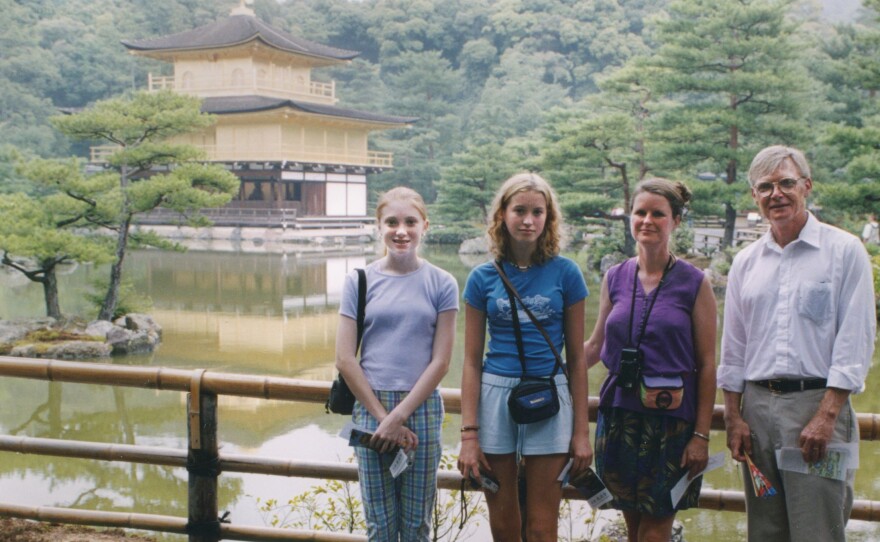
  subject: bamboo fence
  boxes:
[0,355,878,541]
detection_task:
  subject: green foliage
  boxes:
[0,182,114,318]
[0,0,665,206]
[432,454,486,542]
[557,498,606,542]
[51,91,215,148]
[872,255,880,306]
[434,142,523,224]
[23,329,103,343]
[256,452,487,541]
[3,0,880,235]
[424,224,484,245]
[584,223,627,271]
[85,276,152,322]
[50,90,238,320]
[673,223,694,257]
[712,245,746,277]
[644,0,810,245]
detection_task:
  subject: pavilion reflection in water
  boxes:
[133,249,369,373]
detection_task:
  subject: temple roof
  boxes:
[202,96,418,126]
[121,14,359,61]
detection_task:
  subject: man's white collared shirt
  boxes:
[718,213,876,393]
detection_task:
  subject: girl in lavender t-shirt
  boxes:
[336,187,458,541]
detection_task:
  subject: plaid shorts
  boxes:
[353,390,444,541]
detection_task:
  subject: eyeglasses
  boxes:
[753,177,803,198]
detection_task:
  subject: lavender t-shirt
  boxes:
[339,261,459,391]
[599,258,705,422]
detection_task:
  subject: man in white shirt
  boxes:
[718,145,876,542]
[862,214,879,245]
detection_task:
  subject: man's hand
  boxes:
[724,415,752,462]
[723,390,751,462]
[798,388,850,464]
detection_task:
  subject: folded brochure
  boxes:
[670,452,726,507]
[557,460,613,509]
[774,443,858,482]
[339,421,413,478]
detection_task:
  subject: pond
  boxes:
[0,243,877,541]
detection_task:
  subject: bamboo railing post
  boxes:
[187,369,220,542]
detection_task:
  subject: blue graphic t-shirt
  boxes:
[463,256,588,377]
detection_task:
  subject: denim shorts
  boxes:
[478,372,573,456]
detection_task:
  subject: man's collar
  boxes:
[798,212,821,248]
[762,212,820,251]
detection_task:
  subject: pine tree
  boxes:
[646,0,810,246]
[51,91,239,321]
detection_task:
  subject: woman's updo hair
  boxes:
[632,177,691,220]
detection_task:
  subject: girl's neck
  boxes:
[508,243,536,269]
[637,246,672,274]
[381,254,421,275]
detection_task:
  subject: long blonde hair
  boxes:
[487,173,562,265]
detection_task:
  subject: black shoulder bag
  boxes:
[493,261,569,424]
[325,268,366,414]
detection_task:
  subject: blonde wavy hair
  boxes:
[487,173,562,265]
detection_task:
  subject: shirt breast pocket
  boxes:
[797,281,832,324]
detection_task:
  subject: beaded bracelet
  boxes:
[693,431,711,442]
[461,425,480,433]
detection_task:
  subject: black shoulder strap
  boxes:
[492,260,568,379]
[356,268,366,355]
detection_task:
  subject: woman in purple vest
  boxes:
[583,178,717,542]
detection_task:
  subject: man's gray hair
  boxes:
[747,145,812,187]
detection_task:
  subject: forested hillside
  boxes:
[2,0,879,232]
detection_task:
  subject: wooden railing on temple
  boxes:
[147,73,337,104]
[89,145,393,169]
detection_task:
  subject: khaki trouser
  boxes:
[741,382,857,542]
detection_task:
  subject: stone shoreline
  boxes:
[0,313,162,359]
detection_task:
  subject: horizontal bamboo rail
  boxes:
[0,503,367,541]
[1,356,878,440]
[1,355,880,540]
[2,434,879,523]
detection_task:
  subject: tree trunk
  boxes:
[723,202,737,248]
[42,265,62,320]
[98,214,132,321]
[725,118,739,247]
[623,216,636,256]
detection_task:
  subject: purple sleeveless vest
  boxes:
[598,258,706,422]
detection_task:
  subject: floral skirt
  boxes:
[595,407,701,517]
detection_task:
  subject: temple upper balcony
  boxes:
[90,144,392,169]
[146,72,336,104]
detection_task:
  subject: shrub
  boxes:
[85,277,152,321]
[673,223,694,256]
[424,224,484,245]
[584,226,625,271]
[256,452,487,541]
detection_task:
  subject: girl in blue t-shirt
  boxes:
[336,187,459,541]
[458,173,592,541]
